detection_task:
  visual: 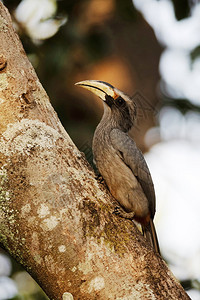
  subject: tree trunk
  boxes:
[0,3,190,300]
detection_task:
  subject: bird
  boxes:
[75,80,160,254]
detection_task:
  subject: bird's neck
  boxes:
[97,105,133,134]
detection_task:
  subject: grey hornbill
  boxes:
[75,80,160,254]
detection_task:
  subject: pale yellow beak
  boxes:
[75,80,118,101]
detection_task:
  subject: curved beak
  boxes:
[75,80,118,101]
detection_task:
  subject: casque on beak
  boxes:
[75,80,119,101]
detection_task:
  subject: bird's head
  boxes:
[75,80,137,132]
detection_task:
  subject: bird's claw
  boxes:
[95,173,104,183]
[113,206,135,219]
[113,206,124,215]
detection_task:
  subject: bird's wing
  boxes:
[110,128,155,216]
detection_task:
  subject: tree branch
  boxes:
[0,3,190,299]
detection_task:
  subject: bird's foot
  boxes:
[95,173,104,184]
[113,206,135,219]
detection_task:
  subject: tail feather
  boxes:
[142,218,160,255]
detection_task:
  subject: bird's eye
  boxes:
[116,96,125,106]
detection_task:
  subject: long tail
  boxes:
[142,218,160,255]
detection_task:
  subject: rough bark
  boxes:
[0,3,190,300]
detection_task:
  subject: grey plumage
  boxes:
[76,80,160,254]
